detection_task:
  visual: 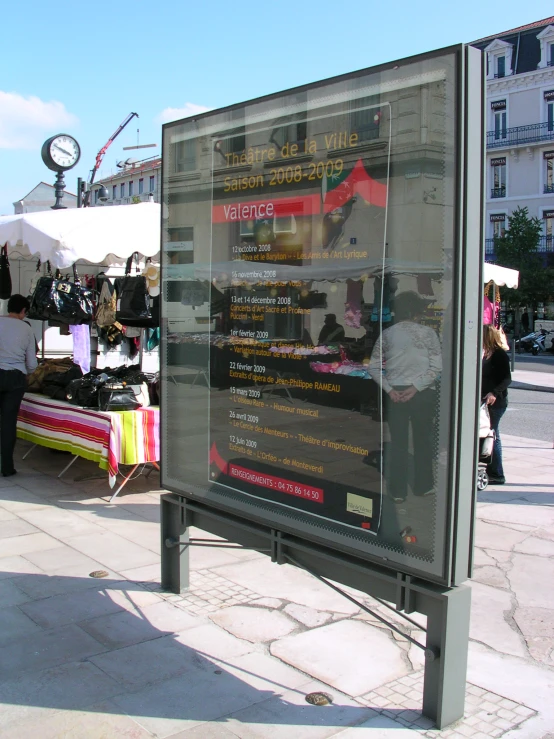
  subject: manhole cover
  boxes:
[89,570,109,578]
[305,692,333,706]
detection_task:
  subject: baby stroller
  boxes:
[477,403,495,491]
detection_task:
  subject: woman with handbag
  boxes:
[0,295,38,477]
[482,324,512,485]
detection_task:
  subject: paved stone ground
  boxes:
[0,390,553,736]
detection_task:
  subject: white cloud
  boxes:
[157,102,212,124]
[0,91,78,149]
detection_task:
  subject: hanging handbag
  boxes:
[114,252,159,328]
[98,382,142,411]
[96,279,117,327]
[0,244,12,300]
[28,264,95,325]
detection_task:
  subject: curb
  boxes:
[511,381,554,394]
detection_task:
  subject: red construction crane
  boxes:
[82,112,139,207]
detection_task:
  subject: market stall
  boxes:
[18,394,159,501]
[0,203,162,498]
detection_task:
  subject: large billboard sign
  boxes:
[161,46,483,587]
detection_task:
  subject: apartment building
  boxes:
[471,16,554,263]
[89,156,161,206]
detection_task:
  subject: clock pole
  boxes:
[52,169,67,210]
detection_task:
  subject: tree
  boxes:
[493,206,554,326]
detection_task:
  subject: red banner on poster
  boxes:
[212,194,321,223]
[228,463,324,503]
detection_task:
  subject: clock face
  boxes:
[49,135,80,169]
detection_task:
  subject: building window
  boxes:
[485,39,513,81]
[120,183,125,198]
[166,227,194,265]
[544,211,554,248]
[349,96,381,143]
[545,89,554,130]
[112,185,117,200]
[129,181,134,196]
[174,139,197,172]
[269,112,308,151]
[139,178,144,194]
[545,153,554,193]
[149,175,155,193]
[494,109,507,140]
[491,158,506,198]
[537,25,554,68]
[94,189,99,204]
[490,214,506,239]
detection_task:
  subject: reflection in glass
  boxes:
[161,51,458,578]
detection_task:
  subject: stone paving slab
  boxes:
[0,661,121,732]
[271,620,409,697]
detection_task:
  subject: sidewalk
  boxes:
[511,368,554,393]
[0,427,553,736]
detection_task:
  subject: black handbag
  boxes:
[115,252,158,328]
[0,244,12,300]
[28,265,95,325]
[66,377,101,407]
[98,383,142,412]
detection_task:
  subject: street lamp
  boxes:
[97,185,109,202]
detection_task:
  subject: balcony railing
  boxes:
[544,183,554,194]
[485,235,553,259]
[491,187,506,198]
[487,122,554,149]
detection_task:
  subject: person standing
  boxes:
[369,291,442,503]
[482,324,511,485]
[521,309,530,334]
[317,313,346,345]
[0,294,37,477]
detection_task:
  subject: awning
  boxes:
[0,203,161,268]
[483,262,519,289]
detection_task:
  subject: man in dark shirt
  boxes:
[318,314,345,345]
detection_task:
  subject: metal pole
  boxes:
[422,584,471,728]
[161,493,190,593]
[77,177,82,208]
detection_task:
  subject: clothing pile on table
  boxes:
[167,332,228,346]
[26,359,159,409]
[310,359,371,379]
[268,345,336,356]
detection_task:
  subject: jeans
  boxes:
[487,403,506,479]
[0,369,26,475]
[385,388,437,500]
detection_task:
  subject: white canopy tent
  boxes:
[483,262,519,289]
[0,202,161,268]
[165,258,444,286]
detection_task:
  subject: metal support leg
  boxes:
[422,583,471,729]
[161,493,189,594]
[109,464,139,502]
[22,443,38,460]
[57,454,79,479]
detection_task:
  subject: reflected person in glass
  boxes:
[369,291,442,503]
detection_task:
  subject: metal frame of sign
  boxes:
[159,44,484,726]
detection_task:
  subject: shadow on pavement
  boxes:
[0,572,392,736]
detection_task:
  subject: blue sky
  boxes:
[1,0,553,215]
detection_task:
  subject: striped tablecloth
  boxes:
[17,393,160,487]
